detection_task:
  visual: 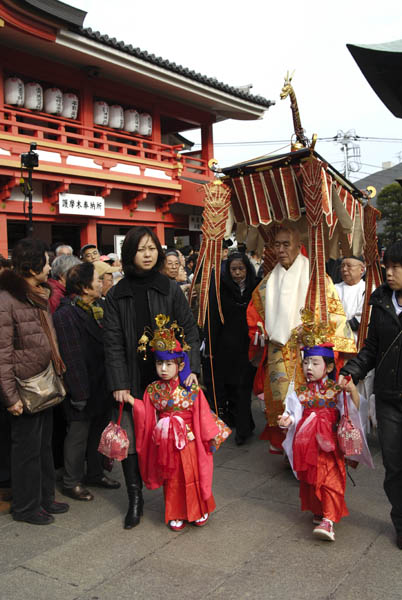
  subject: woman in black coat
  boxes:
[208,252,258,445]
[103,226,200,529]
[339,240,402,549]
[53,262,120,502]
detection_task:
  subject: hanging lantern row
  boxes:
[4,77,79,119]
[93,101,152,136]
[4,78,153,136]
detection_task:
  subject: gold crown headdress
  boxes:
[137,314,191,358]
[289,308,336,348]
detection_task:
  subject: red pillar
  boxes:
[0,214,7,257]
[155,222,165,246]
[201,122,214,163]
[80,219,97,248]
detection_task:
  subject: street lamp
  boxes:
[20,142,39,237]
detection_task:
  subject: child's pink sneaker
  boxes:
[313,518,335,542]
[313,514,323,525]
[169,520,186,531]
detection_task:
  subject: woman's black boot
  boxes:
[124,484,144,529]
[121,454,143,529]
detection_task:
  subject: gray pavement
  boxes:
[0,400,400,600]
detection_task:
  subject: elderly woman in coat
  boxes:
[53,262,120,502]
[0,239,69,525]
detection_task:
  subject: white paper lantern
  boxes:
[44,88,63,115]
[93,101,109,126]
[109,105,124,129]
[123,109,140,133]
[139,113,152,136]
[24,82,43,110]
[61,93,79,119]
[4,77,24,106]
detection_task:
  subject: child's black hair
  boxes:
[323,355,336,380]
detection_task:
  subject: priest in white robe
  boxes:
[335,256,375,431]
[247,226,356,454]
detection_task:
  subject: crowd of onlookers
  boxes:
[0,230,263,526]
[5,228,399,538]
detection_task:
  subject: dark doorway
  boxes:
[7,221,27,251]
[51,224,81,256]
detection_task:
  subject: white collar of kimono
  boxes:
[265,253,310,346]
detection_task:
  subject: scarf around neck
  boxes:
[27,283,65,376]
[75,296,104,324]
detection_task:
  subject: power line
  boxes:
[353,171,374,177]
[192,139,291,147]
[190,135,402,148]
[356,136,402,142]
[360,162,383,169]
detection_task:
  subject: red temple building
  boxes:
[0,0,273,255]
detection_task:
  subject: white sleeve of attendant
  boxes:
[282,390,303,477]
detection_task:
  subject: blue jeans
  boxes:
[376,396,402,533]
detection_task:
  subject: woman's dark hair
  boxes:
[383,240,402,267]
[225,252,256,288]
[66,262,95,296]
[12,238,48,277]
[186,253,197,271]
[121,226,164,277]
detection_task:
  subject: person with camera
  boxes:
[0,239,69,525]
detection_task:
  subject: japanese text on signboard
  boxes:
[59,193,105,217]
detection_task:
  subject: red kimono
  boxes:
[284,380,349,523]
[133,377,230,523]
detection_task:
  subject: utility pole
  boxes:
[334,130,361,178]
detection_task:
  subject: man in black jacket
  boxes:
[339,240,402,549]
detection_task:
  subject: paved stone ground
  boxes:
[0,400,400,600]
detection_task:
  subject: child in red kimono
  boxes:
[278,342,372,542]
[129,315,230,531]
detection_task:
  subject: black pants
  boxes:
[0,408,11,484]
[10,408,55,518]
[376,396,402,533]
[224,383,255,438]
[63,413,108,488]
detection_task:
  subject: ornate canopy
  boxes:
[221,147,382,346]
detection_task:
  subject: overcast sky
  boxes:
[67,0,402,183]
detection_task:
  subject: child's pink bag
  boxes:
[98,402,129,461]
[337,390,363,456]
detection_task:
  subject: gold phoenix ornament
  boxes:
[137,314,191,359]
[289,308,336,349]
